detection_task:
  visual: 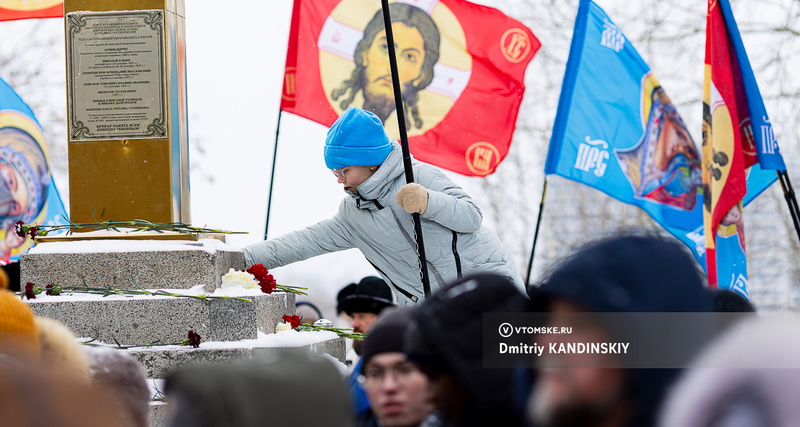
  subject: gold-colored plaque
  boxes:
[64,0,189,225]
[66,10,167,141]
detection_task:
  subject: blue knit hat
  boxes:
[324,107,392,169]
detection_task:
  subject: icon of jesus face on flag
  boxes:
[319,0,471,137]
[281,0,538,176]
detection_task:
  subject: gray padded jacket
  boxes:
[243,142,523,305]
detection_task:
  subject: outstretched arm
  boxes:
[242,217,354,268]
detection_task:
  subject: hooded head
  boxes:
[324,107,393,170]
[528,235,713,427]
[406,273,529,426]
[660,315,800,427]
[530,235,711,313]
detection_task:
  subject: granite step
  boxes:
[27,291,295,344]
[21,239,243,292]
[128,330,346,378]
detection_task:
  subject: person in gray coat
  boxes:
[244,107,522,304]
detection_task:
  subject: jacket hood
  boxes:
[660,315,800,427]
[356,141,407,202]
[406,273,529,423]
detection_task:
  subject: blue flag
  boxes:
[545,0,707,265]
[0,76,68,263]
[719,0,785,208]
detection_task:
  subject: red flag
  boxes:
[702,0,758,287]
[0,1,62,21]
[281,0,539,176]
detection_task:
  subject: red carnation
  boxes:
[246,264,278,294]
[258,274,277,294]
[24,282,36,300]
[246,264,270,281]
[45,284,61,296]
[282,314,301,329]
[187,330,202,348]
[14,221,26,238]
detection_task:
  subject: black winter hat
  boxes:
[335,283,357,315]
[360,308,410,369]
[339,276,395,316]
[405,273,529,421]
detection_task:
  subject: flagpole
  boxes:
[776,170,800,245]
[263,109,283,240]
[380,0,432,298]
[525,178,548,285]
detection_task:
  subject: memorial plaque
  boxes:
[66,10,167,142]
[65,0,189,225]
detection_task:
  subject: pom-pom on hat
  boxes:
[0,270,41,362]
[324,107,392,170]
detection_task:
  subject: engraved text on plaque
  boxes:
[66,10,167,141]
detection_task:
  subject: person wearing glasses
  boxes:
[356,308,444,427]
[243,107,523,304]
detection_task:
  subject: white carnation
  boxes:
[220,268,259,289]
[275,322,292,333]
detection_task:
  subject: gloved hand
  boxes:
[396,183,429,214]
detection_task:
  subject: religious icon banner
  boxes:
[0,77,68,263]
[544,0,709,267]
[281,0,539,176]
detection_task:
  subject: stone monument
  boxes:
[18,3,345,426]
[64,0,190,224]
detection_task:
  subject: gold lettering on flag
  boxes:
[466,142,500,175]
[282,67,296,102]
[501,28,531,63]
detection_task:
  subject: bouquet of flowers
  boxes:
[220,265,307,295]
[275,314,365,340]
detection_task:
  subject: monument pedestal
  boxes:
[22,240,343,427]
[65,0,190,224]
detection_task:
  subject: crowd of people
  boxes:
[2,233,790,427]
[1,107,795,426]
